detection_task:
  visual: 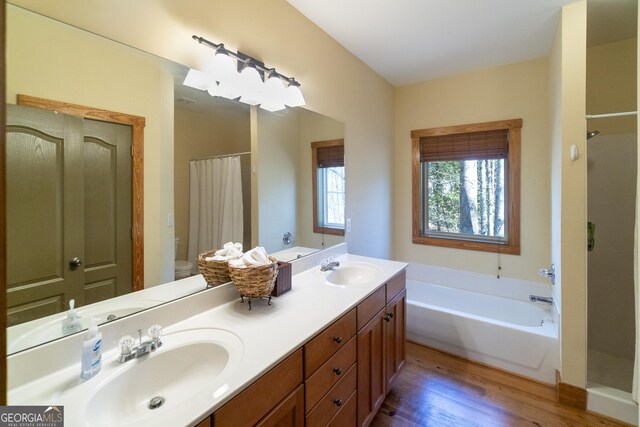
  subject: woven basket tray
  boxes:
[229,256,279,298]
[197,250,233,286]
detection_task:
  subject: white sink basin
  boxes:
[81,328,243,427]
[325,262,384,286]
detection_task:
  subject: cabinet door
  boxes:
[256,384,304,427]
[357,308,386,427]
[385,289,406,390]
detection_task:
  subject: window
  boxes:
[412,119,522,254]
[312,139,345,236]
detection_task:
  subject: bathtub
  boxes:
[406,279,558,384]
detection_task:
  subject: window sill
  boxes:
[412,234,520,255]
[314,226,345,236]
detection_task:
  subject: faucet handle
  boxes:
[148,324,163,343]
[118,335,135,356]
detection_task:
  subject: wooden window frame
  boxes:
[411,119,521,255]
[17,94,146,289]
[311,138,345,236]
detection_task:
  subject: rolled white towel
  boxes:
[228,258,246,268]
[204,255,229,262]
[242,246,269,266]
[213,242,243,258]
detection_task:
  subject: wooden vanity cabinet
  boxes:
[357,270,407,427]
[304,308,358,426]
[203,269,405,427]
[213,349,304,427]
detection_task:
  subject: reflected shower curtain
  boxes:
[187,156,243,273]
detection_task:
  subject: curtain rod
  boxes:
[190,151,251,162]
[586,111,637,119]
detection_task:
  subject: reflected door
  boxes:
[6,105,133,326]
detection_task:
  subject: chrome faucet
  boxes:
[320,257,340,271]
[117,324,163,363]
[529,295,553,305]
[537,264,555,286]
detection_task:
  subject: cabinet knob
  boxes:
[384,315,391,322]
[333,399,343,407]
[333,336,342,344]
[387,312,394,318]
[333,367,342,376]
[69,257,83,268]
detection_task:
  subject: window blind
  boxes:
[420,129,509,162]
[316,145,344,168]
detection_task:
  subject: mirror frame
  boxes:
[2,0,7,405]
[14,94,145,290]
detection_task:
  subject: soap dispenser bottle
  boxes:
[81,317,102,380]
[61,299,82,336]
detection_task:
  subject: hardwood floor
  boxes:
[371,342,633,427]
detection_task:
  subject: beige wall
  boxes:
[552,0,587,388]
[297,109,345,250]
[587,38,637,134]
[394,58,551,283]
[173,107,250,258]
[10,0,396,260]
[6,5,175,287]
[256,108,300,254]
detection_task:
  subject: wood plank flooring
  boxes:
[371,342,633,427]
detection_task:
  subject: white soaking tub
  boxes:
[406,277,558,384]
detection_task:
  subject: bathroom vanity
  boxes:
[7,246,407,427]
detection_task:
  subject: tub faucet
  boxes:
[529,295,553,305]
[320,257,340,271]
[117,324,162,363]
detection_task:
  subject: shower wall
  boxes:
[587,133,636,363]
[586,34,637,392]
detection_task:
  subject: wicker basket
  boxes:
[229,256,279,301]
[197,250,233,286]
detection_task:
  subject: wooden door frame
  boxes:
[1,0,7,406]
[16,94,145,292]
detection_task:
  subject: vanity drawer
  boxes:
[305,363,357,427]
[386,269,406,303]
[327,389,357,427]
[357,286,386,331]
[304,308,356,377]
[305,336,357,411]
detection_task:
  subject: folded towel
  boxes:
[211,242,243,260]
[229,246,271,268]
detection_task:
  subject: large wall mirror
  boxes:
[6,4,345,354]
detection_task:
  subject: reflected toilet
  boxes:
[174,238,193,280]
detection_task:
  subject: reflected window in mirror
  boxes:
[311,139,345,236]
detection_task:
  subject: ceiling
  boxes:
[287,0,637,86]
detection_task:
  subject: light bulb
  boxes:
[238,64,264,105]
[264,75,286,106]
[206,51,236,82]
[284,83,305,107]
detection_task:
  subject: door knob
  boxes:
[69,257,83,268]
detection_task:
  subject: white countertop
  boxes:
[8,250,407,427]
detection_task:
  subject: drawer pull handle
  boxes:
[334,399,343,407]
[333,368,342,376]
[333,336,342,344]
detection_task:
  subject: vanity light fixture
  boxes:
[186,35,305,111]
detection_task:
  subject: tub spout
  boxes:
[529,295,553,305]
